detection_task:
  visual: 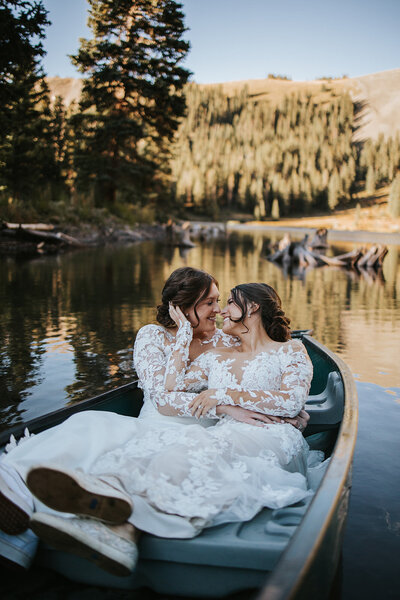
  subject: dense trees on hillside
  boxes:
[0,1,399,220]
[170,85,400,217]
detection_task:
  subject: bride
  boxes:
[25,281,318,576]
[0,268,308,571]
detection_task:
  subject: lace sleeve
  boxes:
[214,340,313,418]
[164,320,193,391]
[133,325,212,419]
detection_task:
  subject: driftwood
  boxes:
[3,222,55,231]
[164,220,225,248]
[0,222,84,255]
[267,231,387,271]
[165,220,195,248]
[308,228,329,249]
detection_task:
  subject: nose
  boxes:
[214,303,221,313]
[221,305,228,315]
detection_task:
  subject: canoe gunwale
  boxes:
[0,381,139,449]
[257,334,358,600]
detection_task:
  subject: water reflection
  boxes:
[0,232,399,429]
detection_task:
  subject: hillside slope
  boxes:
[47,68,400,141]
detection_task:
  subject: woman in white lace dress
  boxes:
[0,268,307,572]
[26,282,318,576]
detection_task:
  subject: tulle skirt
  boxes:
[2,410,323,538]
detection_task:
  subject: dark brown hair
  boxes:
[230,283,291,341]
[157,267,219,329]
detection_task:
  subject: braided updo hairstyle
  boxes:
[157,267,219,329]
[230,283,291,341]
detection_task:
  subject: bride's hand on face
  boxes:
[189,389,218,418]
[169,303,189,328]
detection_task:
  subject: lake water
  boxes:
[0,229,399,599]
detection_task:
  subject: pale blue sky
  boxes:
[42,0,400,82]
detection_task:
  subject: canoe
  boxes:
[0,331,358,599]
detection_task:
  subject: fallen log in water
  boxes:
[266,231,387,271]
[3,222,55,231]
[308,227,329,249]
[0,221,85,255]
[165,220,196,248]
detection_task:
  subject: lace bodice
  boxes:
[133,324,239,420]
[164,322,313,418]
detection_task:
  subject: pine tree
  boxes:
[71,0,190,207]
[366,165,375,195]
[0,0,51,201]
[328,172,340,210]
[271,198,280,220]
[388,174,400,218]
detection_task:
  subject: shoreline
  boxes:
[227,223,400,244]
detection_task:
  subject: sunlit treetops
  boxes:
[170,84,400,218]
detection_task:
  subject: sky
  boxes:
[41,0,400,83]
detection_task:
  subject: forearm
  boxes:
[212,387,307,418]
[164,321,192,391]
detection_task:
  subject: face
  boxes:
[186,282,221,338]
[221,293,245,335]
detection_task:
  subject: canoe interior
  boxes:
[0,333,355,599]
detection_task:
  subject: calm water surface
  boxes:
[0,230,399,599]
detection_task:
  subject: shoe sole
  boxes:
[0,489,30,535]
[27,467,132,525]
[30,514,133,577]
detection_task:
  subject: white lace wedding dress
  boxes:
[2,323,322,538]
[0,325,236,523]
[88,323,322,538]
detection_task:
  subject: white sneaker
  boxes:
[0,463,33,534]
[30,512,138,577]
[0,528,38,570]
[26,465,133,524]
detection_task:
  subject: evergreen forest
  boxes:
[1,0,400,224]
[170,84,400,219]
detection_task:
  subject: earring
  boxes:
[248,312,251,317]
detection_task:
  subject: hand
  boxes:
[217,405,280,427]
[217,407,310,431]
[277,409,310,432]
[189,389,218,418]
[169,303,189,328]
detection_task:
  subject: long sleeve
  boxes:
[133,325,210,418]
[213,341,313,418]
[165,336,312,418]
[164,320,193,392]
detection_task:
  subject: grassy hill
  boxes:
[47,68,400,142]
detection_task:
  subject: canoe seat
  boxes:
[305,371,344,426]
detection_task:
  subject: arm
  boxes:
[133,325,212,419]
[163,308,214,394]
[190,340,313,419]
[163,318,197,392]
[215,404,310,432]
